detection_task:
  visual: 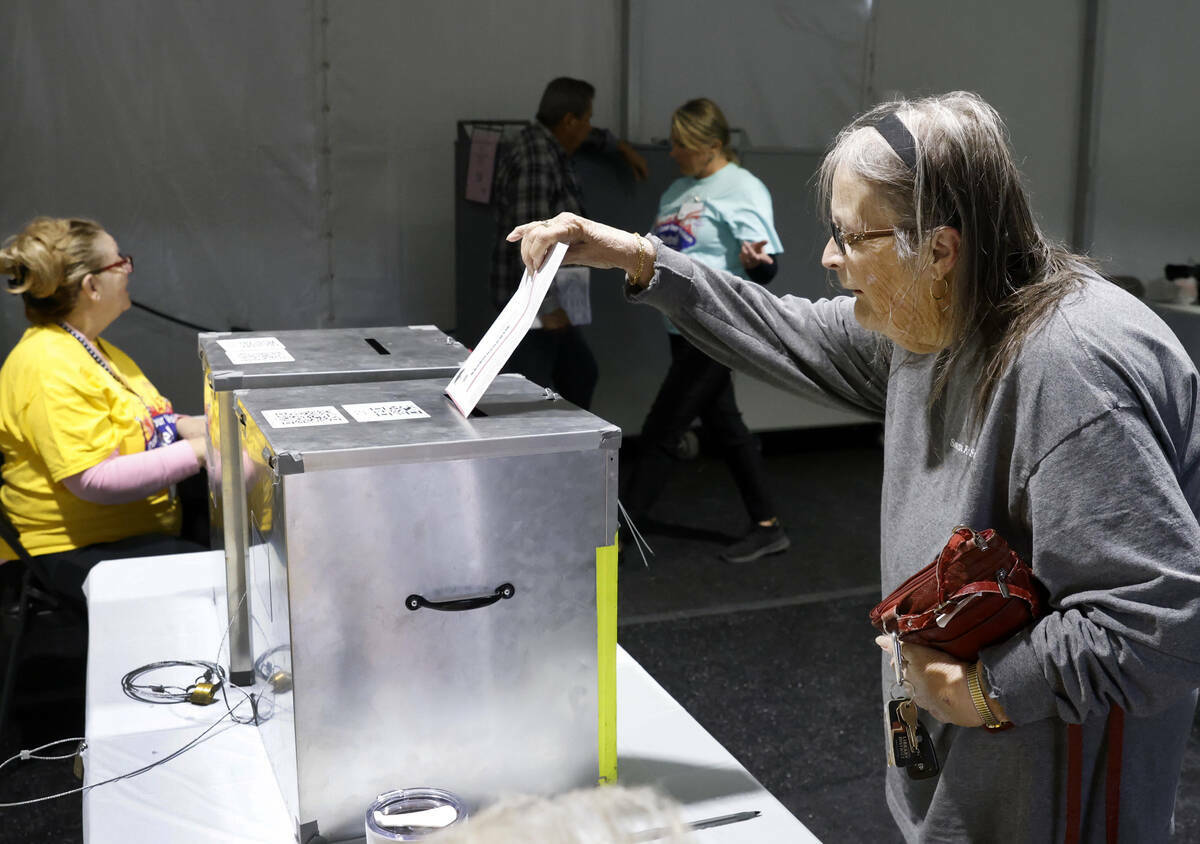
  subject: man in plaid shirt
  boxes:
[490,77,646,410]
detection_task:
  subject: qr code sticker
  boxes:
[217,336,295,365]
[342,401,430,423]
[262,406,348,428]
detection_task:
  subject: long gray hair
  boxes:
[818,91,1094,424]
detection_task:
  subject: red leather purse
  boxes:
[872,526,1125,840]
[869,525,1046,660]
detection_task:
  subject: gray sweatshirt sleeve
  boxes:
[982,406,1200,724]
[628,238,890,417]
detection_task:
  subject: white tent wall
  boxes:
[871,0,1084,243]
[2,1,1197,418]
[0,1,624,412]
[1089,1,1200,282]
[627,0,874,149]
[323,1,623,328]
[0,1,323,413]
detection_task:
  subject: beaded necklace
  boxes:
[57,321,178,449]
[58,321,131,388]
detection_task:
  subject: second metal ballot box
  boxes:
[238,375,620,843]
[199,326,467,685]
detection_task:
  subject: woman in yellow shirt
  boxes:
[0,217,207,604]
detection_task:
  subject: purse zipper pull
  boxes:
[951,523,989,551]
[996,568,1010,599]
[934,592,981,627]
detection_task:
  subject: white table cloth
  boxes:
[80,551,817,842]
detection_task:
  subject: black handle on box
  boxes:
[405,583,516,612]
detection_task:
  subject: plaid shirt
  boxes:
[489,122,585,313]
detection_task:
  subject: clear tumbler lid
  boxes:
[364,787,468,842]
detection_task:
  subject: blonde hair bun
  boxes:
[0,216,105,324]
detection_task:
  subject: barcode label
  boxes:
[217,337,295,365]
[342,401,429,422]
[262,406,348,428]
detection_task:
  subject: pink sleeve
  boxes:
[62,441,201,505]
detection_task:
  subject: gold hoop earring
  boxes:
[931,276,949,301]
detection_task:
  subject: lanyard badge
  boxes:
[148,411,180,449]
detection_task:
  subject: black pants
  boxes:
[33,533,209,612]
[32,472,212,610]
[505,326,599,410]
[623,334,776,525]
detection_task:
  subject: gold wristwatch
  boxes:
[966,661,1011,730]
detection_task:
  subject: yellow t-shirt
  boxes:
[0,324,181,556]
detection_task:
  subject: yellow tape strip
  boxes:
[596,530,619,784]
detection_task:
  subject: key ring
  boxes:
[890,632,904,686]
[888,631,914,699]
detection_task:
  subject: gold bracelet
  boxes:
[966,661,1008,730]
[629,233,646,286]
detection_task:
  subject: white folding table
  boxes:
[80,551,817,842]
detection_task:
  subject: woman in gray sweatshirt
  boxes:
[509,91,1200,842]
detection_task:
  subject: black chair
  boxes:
[0,498,86,744]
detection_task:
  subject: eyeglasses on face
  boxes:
[830,220,894,255]
[91,254,133,275]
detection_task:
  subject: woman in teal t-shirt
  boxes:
[623,98,788,563]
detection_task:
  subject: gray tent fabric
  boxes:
[628,0,872,149]
[0,1,634,410]
[17,1,1155,428]
[0,1,323,410]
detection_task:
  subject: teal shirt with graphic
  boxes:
[651,162,783,333]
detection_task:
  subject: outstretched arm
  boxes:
[508,213,889,416]
[508,212,651,284]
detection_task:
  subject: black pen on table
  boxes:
[633,809,762,841]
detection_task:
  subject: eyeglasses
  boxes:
[830,221,894,255]
[91,254,133,275]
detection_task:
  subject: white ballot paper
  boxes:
[445,241,568,417]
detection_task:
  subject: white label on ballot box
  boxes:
[342,401,429,422]
[262,406,349,428]
[217,336,295,365]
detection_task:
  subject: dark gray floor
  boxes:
[615,427,897,842]
[0,650,86,840]
[3,427,1200,842]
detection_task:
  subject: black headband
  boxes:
[873,112,917,171]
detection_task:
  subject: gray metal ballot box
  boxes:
[237,375,620,842]
[199,327,468,685]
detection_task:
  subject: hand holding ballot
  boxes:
[507,213,658,289]
[444,241,569,417]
